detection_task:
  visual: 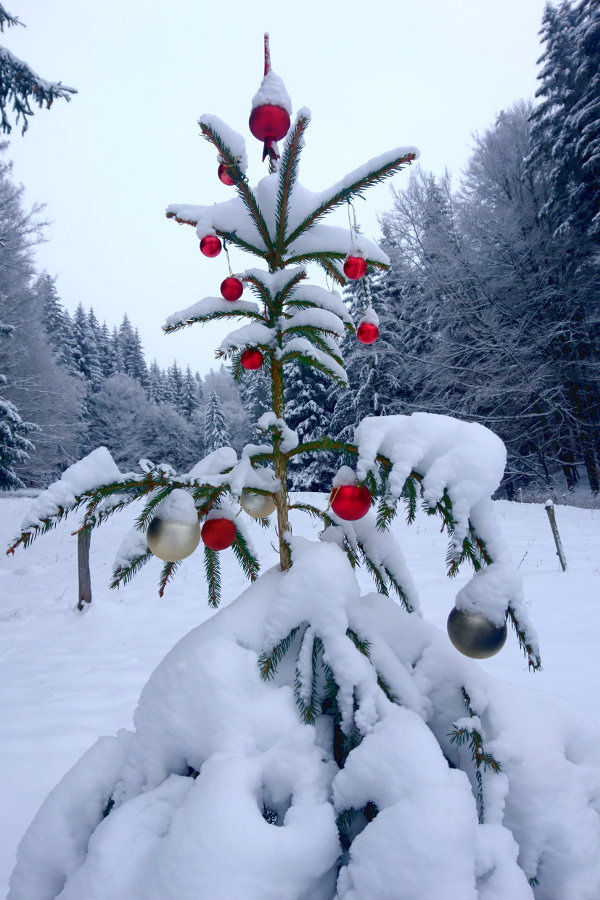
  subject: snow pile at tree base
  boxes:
[8,541,600,900]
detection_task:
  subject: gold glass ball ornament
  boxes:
[447,607,507,659]
[240,488,276,518]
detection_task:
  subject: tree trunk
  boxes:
[77,530,92,609]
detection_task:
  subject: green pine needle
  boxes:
[203,546,221,607]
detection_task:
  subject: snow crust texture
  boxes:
[8,538,600,899]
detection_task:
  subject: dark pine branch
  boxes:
[259,626,302,681]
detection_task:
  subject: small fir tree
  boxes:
[15,37,597,900]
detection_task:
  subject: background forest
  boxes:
[1,0,598,500]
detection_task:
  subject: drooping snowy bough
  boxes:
[7,35,600,900]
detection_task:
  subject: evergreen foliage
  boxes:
[0,4,76,134]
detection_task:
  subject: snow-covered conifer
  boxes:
[203,389,231,453]
[11,33,600,900]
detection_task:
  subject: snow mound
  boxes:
[9,542,600,899]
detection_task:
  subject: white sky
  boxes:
[5,0,548,376]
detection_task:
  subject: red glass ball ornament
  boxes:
[200,235,222,258]
[343,255,367,280]
[330,484,372,521]
[249,104,291,142]
[357,322,379,344]
[218,163,235,186]
[220,277,244,302]
[201,517,236,551]
[241,348,264,370]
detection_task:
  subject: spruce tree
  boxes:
[204,389,231,453]
[0,320,36,488]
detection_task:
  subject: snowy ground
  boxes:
[1,493,598,896]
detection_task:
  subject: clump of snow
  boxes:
[359,305,379,327]
[250,68,292,114]
[154,489,197,525]
[164,296,260,329]
[198,114,248,172]
[219,321,275,354]
[257,413,299,454]
[185,447,237,482]
[20,447,122,531]
[113,528,148,573]
[284,306,346,339]
[332,465,358,488]
[278,336,348,384]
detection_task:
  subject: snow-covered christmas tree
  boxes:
[7,35,600,900]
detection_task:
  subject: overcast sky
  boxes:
[6,0,548,377]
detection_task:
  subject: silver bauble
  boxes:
[240,488,277,518]
[146,516,201,562]
[447,607,507,659]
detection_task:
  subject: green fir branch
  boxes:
[294,625,319,724]
[288,501,335,530]
[231,528,260,582]
[259,626,302,681]
[346,628,371,659]
[203,546,221,607]
[158,560,180,598]
[111,550,153,590]
[281,325,345,365]
[274,268,307,308]
[507,606,542,671]
[243,273,276,317]
[375,497,398,532]
[279,347,347,387]
[163,307,264,335]
[359,546,389,596]
[198,121,274,255]
[382,567,415,613]
[275,113,310,260]
[376,674,398,704]
[284,150,417,245]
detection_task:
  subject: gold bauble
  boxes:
[240,488,277,518]
[447,607,507,659]
[146,516,201,562]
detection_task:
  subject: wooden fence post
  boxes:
[544,500,567,572]
[77,530,92,609]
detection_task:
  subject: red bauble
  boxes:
[330,484,372,521]
[201,517,236,551]
[343,255,367,280]
[220,277,244,302]
[200,235,222,258]
[218,163,235,186]
[249,104,291,142]
[357,321,379,344]
[241,348,264,370]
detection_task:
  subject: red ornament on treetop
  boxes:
[220,277,244,302]
[357,321,379,344]
[201,517,237,551]
[241,348,264,370]
[217,162,235,186]
[200,235,222,258]
[343,255,367,280]
[249,34,291,161]
[330,484,372,521]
